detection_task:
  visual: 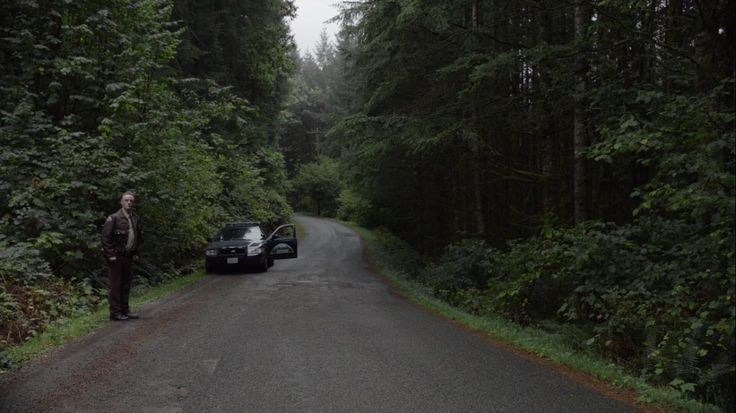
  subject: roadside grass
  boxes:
[347,223,721,413]
[1,270,207,370]
[292,217,306,239]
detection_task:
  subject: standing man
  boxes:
[101,191,143,321]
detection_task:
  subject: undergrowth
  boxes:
[351,223,730,413]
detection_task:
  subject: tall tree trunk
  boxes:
[694,1,717,92]
[537,1,559,216]
[573,1,591,224]
[469,0,486,236]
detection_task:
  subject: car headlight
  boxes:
[247,243,264,256]
[206,249,218,257]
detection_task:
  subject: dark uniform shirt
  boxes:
[101,209,143,258]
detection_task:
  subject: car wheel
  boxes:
[259,257,268,272]
[268,257,274,267]
[205,263,216,274]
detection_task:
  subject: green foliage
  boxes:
[1,0,296,357]
[173,0,296,126]
[1,0,183,354]
[581,73,734,407]
[420,240,495,309]
[291,156,343,216]
[308,1,736,409]
[366,228,424,280]
[589,79,735,226]
[336,188,373,226]
[0,240,102,365]
[358,71,736,403]
[355,222,723,413]
[402,216,734,408]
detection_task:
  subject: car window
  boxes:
[216,226,263,241]
[276,226,295,239]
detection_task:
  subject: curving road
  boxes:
[0,216,638,412]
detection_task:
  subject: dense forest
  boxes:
[285,0,735,409]
[1,0,295,360]
[1,0,734,410]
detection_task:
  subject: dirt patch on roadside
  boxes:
[7,276,225,413]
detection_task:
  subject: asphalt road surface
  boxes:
[0,216,638,413]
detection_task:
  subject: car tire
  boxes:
[205,263,216,274]
[268,257,274,267]
[259,257,268,273]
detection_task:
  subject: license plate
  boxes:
[226,257,238,264]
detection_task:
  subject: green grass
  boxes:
[2,270,207,369]
[347,223,722,413]
[292,216,306,239]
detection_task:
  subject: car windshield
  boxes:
[215,226,263,241]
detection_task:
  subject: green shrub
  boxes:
[0,241,102,366]
[559,218,735,408]
[370,228,424,279]
[419,240,495,311]
[291,156,342,217]
[336,188,373,226]
[408,216,734,408]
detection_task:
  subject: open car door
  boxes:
[267,224,297,259]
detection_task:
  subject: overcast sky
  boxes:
[290,0,341,55]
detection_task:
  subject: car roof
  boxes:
[224,221,261,227]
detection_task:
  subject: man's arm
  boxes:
[101,215,116,260]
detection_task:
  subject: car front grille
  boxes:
[220,247,246,255]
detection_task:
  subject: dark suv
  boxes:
[205,222,297,273]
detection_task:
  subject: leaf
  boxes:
[620,117,639,130]
[679,383,696,393]
[105,82,129,93]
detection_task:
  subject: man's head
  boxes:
[120,191,135,212]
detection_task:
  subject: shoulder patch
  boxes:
[106,216,113,223]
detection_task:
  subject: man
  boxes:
[101,191,143,321]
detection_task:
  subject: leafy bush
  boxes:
[0,240,102,365]
[291,156,342,217]
[370,228,424,279]
[401,76,736,409]
[409,218,734,408]
[336,188,373,226]
[419,240,496,312]
[559,218,735,408]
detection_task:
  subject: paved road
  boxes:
[0,216,637,412]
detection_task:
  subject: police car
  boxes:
[204,222,297,273]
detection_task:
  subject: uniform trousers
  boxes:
[108,255,133,316]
